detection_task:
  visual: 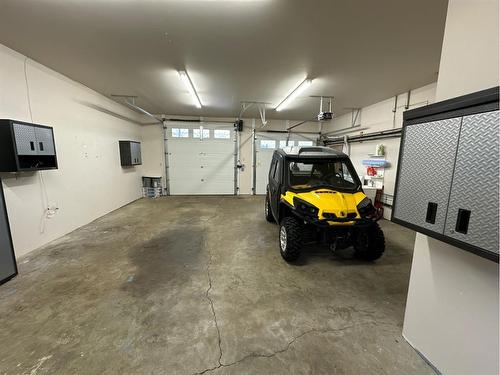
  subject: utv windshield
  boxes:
[288,159,360,192]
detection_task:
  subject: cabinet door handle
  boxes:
[39,142,44,151]
[425,202,438,224]
[30,141,35,151]
[455,209,471,234]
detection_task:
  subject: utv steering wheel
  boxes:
[322,172,343,181]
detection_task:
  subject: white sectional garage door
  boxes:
[255,132,317,194]
[168,123,235,195]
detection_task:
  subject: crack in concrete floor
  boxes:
[198,199,225,373]
[193,322,396,374]
[202,239,224,372]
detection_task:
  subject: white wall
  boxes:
[403,0,500,374]
[404,236,499,374]
[322,83,437,219]
[0,44,148,258]
[436,0,500,101]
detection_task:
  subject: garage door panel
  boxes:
[200,169,233,180]
[170,157,199,167]
[170,178,233,195]
[202,153,233,162]
[170,179,204,195]
[168,123,235,195]
[200,158,234,172]
[198,141,233,151]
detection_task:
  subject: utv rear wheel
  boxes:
[352,223,385,261]
[265,194,274,223]
[279,217,302,262]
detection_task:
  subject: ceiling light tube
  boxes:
[275,78,312,112]
[178,70,202,108]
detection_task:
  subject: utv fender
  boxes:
[278,200,295,223]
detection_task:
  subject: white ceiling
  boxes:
[0,0,448,120]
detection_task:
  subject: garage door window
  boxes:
[298,140,314,146]
[172,128,189,138]
[279,140,295,148]
[193,128,210,139]
[214,129,231,139]
[260,140,276,149]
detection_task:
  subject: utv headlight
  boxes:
[293,198,319,217]
[357,197,375,217]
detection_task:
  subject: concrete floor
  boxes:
[0,196,434,375]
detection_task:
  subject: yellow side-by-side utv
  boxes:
[265,146,385,262]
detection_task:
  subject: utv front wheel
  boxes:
[352,223,385,261]
[279,217,302,262]
[265,194,274,223]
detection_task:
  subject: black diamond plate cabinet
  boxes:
[0,119,58,172]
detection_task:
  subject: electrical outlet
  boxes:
[46,204,59,219]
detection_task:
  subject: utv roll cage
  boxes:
[276,146,363,194]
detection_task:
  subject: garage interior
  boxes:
[0,1,498,374]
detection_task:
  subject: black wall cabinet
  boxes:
[392,87,499,262]
[119,141,142,166]
[0,119,58,172]
[0,179,17,285]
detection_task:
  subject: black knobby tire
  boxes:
[352,222,385,261]
[265,194,274,223]
[279,216,302,262]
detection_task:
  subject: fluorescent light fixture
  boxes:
[178,70,202,108]
[275,78,312,112]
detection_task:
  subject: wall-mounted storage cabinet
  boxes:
[392,87,499,262]
[119,141,142,166]
[0,120,58,172]
[0,178,17,285]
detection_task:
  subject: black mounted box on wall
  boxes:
[119,140,142,166]
[234,119,243,132]
[0,119,58,172]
